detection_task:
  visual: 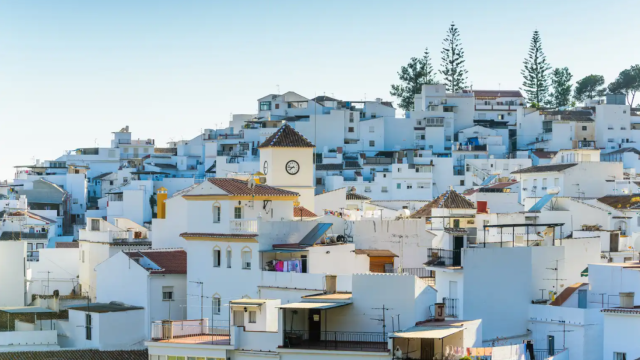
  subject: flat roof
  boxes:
[302,293,353,301]
[66,302,144,313]
[260,249,308,253]
[483,223,564,228]
[0,306,56,314]
[391,326,463,339]
[230,299,269,307]
[277,302,352,310]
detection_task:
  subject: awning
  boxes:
[0,306,56,314]
[390,327,463,339]
[581,267,588,277]
[260,249,308,253]
[230,300,268,308]
[277,302,351,310]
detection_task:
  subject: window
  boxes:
[249,311,257,323]
[213,205,221,223]
[242,250,252,269]
[614,353,626,360]
[533,179,538,188]
[371,112,376,118]
[381,186,388,193]
[554,178,559,186]
[365,186,371,192]
[582,126,587,131]
[542,178,547,188]
[396,183,401,189]
[459,180,465,186]
[348,127,354,133]
[445,135,452,141]
[498,114,504,120]
[406,184,413,189]
[213,296,221,315]
[226,249,231,268]
[85,313,93,340]
[234,206,243,219]
[478,113,487,119]
[167,357,186,360]
[73,198,78,204]
[123,147,129,153]
[275,103,280,109]
[397,168,401,173]
[349,113,354,122]
[213,249,221,267]
[369,126,375,133]
[162,286,174,301]
[383,174,387,178]
[259,101,271,111]
[369,140,375,147]
[415,134,422,140]
[621,127,627,130]
[417,182,430,189]
[91,219,100,231]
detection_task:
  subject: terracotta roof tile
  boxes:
[511,163,577,174]
[531,151,557,159]
[293,206,318,218]
[472,90,524,98]
[346,193,371,201]
[0,349,148,360]
[56,242,79,248]
[205,178,299,197]
[597,194,640,210]
[354,249,398,257]
[257,124,314,148]
[410,189,475,218]
[125,249,187,274]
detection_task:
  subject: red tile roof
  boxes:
[125,249,187,275]
[531,151,558,159]
[294,206,318,218]
[410,189,475,219]
[258,123,315,148]
[205,178,299,197]
[56,242,79,248]
[180,232,257,239]
[354,249,398,257]
[470,89,524,98]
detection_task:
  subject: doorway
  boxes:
[453,236,463,267]
[308,309,322,342]
[233,310,244,327]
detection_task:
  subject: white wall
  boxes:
[603,313,640,360]
[26,248,79,297]
[0,241,26,306]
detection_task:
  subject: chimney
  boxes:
[434,303,445,321]
[620,292,635,308]
[477,201,488,214]
[337,147,343,154]
[375,98,382,103]
[325,275,337,294]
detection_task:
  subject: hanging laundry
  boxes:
[274,261,284,272]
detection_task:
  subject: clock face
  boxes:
[285,160,300,175]
[263,161,268,175]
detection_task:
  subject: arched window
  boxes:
[213,202,221,223]
[241,246,252,270]
[213,246,221,267]
[213,294,221,315]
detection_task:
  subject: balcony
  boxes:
[425,248,462,268]
[230,219,258,234]
[283,330,387,352]
[217,150,248,157]
[151,320,230,345]
[385,267,435,286]
[364,157,393,165]
[217,133,244,140]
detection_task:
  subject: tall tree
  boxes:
[608,65,640,105]
[574,75,606,102]
[390,47,437,111]
[521,30,552,107]
[439,22,468,93]
[548,67,573,108]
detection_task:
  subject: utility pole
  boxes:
[371,305,390,341]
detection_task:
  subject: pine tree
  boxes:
[521,30,552,107]
[439,22,468,93]
[549,67,573,108]
[390,48,437,111]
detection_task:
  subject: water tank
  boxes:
[547,187,561,195]
[620,292,635,308]
[606,93,626,105]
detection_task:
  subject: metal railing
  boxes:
[20,232,49,239]
[284,330,387,352]
[217,150,248,157]
[527,349,562,360]
[364,158,393,165]
[426,248,462,268]
[151,322,230,345]
[230,219,258,234]
[385,268,435,286]
[443,297,458,318]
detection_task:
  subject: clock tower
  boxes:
[258,124,316,210]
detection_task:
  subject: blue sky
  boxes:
[1,0,638,179]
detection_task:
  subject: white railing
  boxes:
[230,219,258,234]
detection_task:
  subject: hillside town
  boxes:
[1,81,640,360]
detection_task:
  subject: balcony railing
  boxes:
[217,133,244,140]
[151,321,230,345]
[21,232,49,239]
[443,297,458,318]
[425,248,462,268]
[217,150,248,157]
[385,267,435,286]
[283,330,387,352]
[230,219,258,234]
[364,158,393,165]
[527,349,563,360]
